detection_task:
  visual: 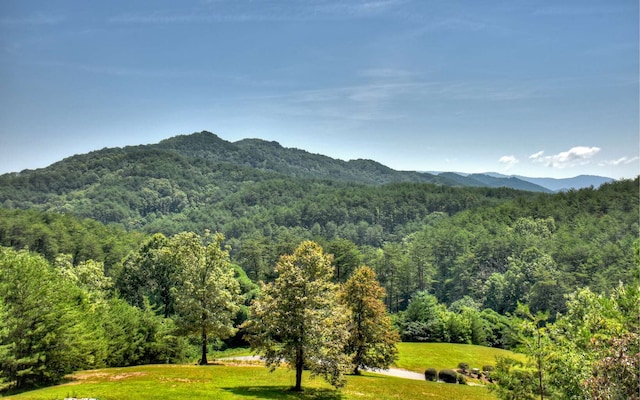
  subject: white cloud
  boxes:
[529,150,545,160]
[499,155,519,170]
[598,156,640,166]
[530,146,601,168]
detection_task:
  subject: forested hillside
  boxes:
[0,131,635,313]
[0,132,534,242]
[0,132,637,395]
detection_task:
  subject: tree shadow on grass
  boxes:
[0,376,80,398]
[223,385,343,399]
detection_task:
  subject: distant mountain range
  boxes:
[428,171,614,192]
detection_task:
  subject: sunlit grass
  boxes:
[5,363,496,400]
[3,343,521,399]
[395,342,525,372]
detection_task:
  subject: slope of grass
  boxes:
[5,364,496,400]
[395,342,525,372]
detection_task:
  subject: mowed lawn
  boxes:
[4,364,496,400]
[395,342,526,372]
[3,343,521,400]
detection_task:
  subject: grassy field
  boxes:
[3,343,522,399]
[395,342,525,372]
[3,364,496,400]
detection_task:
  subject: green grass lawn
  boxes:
[4,364,496,400]
[3,343,521,400]
[395,342,525,372]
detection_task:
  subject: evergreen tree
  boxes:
[0,247,99,388]
[244,241,350,391]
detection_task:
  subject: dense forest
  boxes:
[0,132,638,396]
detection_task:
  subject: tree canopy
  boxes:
[244,241,350,390]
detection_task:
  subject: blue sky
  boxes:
[1,0,638,179]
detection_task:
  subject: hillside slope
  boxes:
[155,131,455,185]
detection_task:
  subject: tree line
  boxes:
[0,237,399,392]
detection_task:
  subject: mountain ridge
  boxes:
[429,171,614,192]
[3,131,614,192]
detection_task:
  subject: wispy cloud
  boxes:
[532,5,629,17]
[499,155,519,170]
[109,0,407,24]
[530,146,601,168]
[0,14,65,26]
[598,156,640,166]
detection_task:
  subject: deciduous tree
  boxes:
[244,241,350,391]
[170,232,241,365]
[340,265,399,374]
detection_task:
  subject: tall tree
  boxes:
[116,233,177,317]
[244,241,350,391]
[340,265,399,374]
[0,247,99,388]
[326,238,363,282]
[170,232,241,365]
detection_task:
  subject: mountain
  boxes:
[0,131,541,240]
[513,175,614,192]
[437,172,551,193]
[431,171,614,192]
[154,132,456,186]
[156,132,563,191]
[0,131,577,201]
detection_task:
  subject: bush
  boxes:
[458,362,470,373]
[482,365,495,372]
[424,368,438,382]
[457,373,467,384]
[439,369,459,384]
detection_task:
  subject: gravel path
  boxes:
[365,367,425,380]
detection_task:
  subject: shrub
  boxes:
[482,365,495,372]
[458,362,470,373]
[424,368,438,382]
[457,373,467,385]
[439,369,459,384]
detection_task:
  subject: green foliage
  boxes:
[425,368,438,381]
[0,248,100,388]
[582,332,640,400]
[326,238,363,282]
[0,246,187,389]
[244,241,350,390]
[0,208,145,272]
[490,357,537,400]
[491,284,640,399]
[115,233,175,317]
[170,232,242,365]
[340,266,399,374]
[439,369,460,384]
[458,362,470,373]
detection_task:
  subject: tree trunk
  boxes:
[200,321,208,365]
[537,325,543,400]
[294,345,304,391]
